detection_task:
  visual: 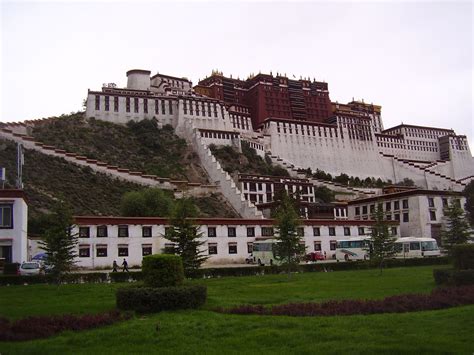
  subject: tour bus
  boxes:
[251,239,280,266]
[335,237,371,261]
[394,237,441,258]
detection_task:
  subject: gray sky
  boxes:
[1,1,473,149]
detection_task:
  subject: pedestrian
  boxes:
[112,260,118,272]
[324,251,327,260]
[122,258,129,273]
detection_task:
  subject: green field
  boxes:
[1,266,473,354]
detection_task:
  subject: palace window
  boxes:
[391,227,397,236]
[394,201,400,210]
[385,202,391,211]
[118,245,129,257]
[429,210,437,221]
[95,95,100,110]
[362,206,368,215]
[358,227,365,236]
[96,246,107,257]
[79,245,90,258]
[114,96,119,112]
[344,227,351,236]
[313,227,320,236]
[143,98,148,114]
[247,227,255,237]
[403,212,409,222]
[428,197,435,208]
[142,226,152,238]
[134,98,139,113]
[118,225,129,238]
[228,243,237,254]
[126,97,131,112]
[79,227,90,238]
[155,100,159,114]
[314,241,322,251]
[0,204,13,228]
[228,227,236,237]
[142,245,152,256]
[261,227,274,237]
[208,227,216,238]
[330,240,337,251]
[329,227,336,236]
[355,207,360,216]
[208,243,218,255]
[247,242,253,254]
[169,101,173,115]
[402,199,409,209]
[104,96,109,111]
[161,100,166,115]
[297,227,305,236]
[207,102,211,117]
[97,225,108,238]
[183,101,187,114]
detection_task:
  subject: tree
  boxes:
[120,188,174,217]
[441,198,472,253]
[166,198,208,277]
[314,186,335,203]
[273,192,306,278]
[368,203,397,274]
[39,201,78,283]
[463,181,474,226]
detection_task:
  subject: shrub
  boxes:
[451,244,474,270]
[116,284,207,313]
[0,310,131,341]
[142,254,184,287]
[217,285,474,317]
[3,263,20,275]
[433,269,454,285]
[434,269,474,286]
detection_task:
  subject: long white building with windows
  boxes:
[85,69,474,192]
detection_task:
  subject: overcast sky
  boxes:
[1,1,473,148]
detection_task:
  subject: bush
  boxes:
[451,244,474,270]
[3,263,19,275]
[434,269,474,286]
[142,254,184,287]
[0,310,131,341]
[116,284,207,313]
[217,285,474,317]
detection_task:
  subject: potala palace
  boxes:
[1,68,473,266]
[86,69,474,191]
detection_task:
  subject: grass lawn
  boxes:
[1,265,473,354]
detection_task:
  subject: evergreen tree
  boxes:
[273,192,306,278]
[166,198,208,276]
[39,201,78,283]
[463,181,474,226]
[441,198,472,253]
[369,203,397,274]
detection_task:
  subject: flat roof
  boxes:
[347,189,462,205]
[0,189,28,202]
[74,216,397,226]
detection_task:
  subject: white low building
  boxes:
[347,188,468,244]
[0,189,28,264]
[72,216,399,268]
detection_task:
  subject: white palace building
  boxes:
[86,69,474,191]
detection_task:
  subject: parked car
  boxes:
[305,252,325,262]
[19,261,44,276]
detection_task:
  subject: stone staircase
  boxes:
[181,119,264,219]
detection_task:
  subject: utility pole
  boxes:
[16,143,24,189]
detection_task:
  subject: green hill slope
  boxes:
[30,113,208,183]
[0,139,237,223]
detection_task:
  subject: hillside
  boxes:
[0,139,238,223]
[209,142,290,178]
[30,113,208,183]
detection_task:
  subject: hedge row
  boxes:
[0,272,142,286]
[0,257,450,286]
[116,284,207,313]
[433,269,474,286]
[0,310,131,341]
[216,285,474,317]
[451,244,474,270]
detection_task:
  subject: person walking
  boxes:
[122,258,129,273]
[112,260,118,272]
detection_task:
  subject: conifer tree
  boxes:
[369,203,397,274]
[39,201,78,283]
[166,198,208,276]
[273,192,306,278]
[441,198,472,253]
